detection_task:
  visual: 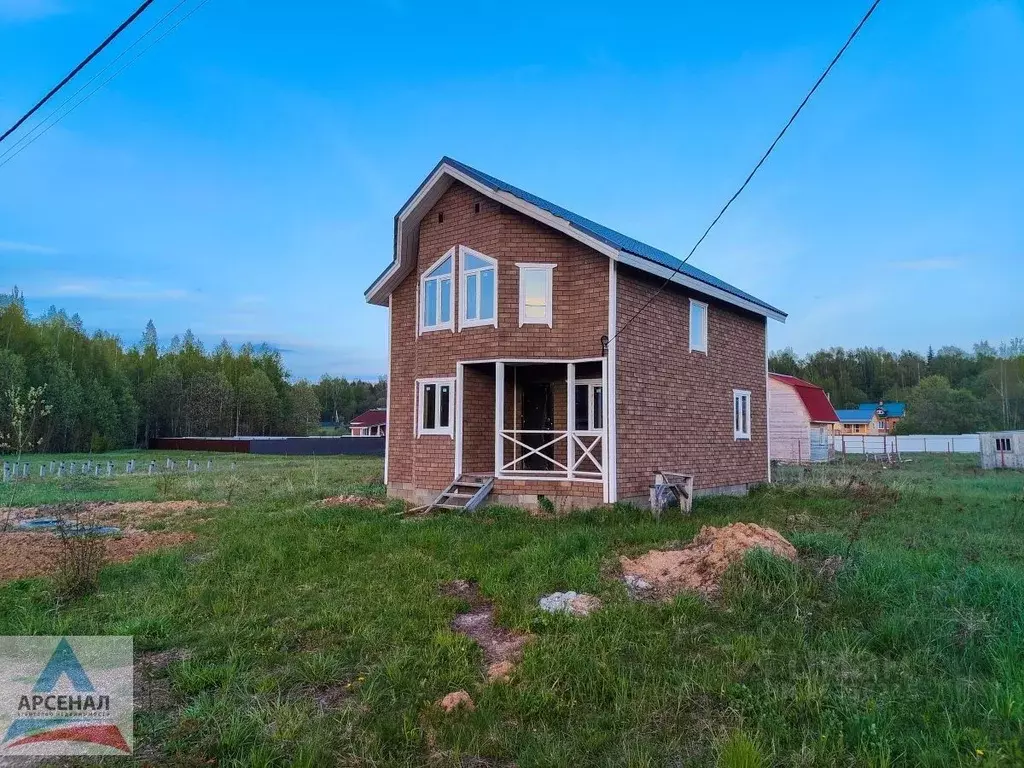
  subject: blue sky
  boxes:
[0,0,1021,380]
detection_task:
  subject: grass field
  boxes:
[1,452,1023,766]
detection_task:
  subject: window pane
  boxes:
[593,386,603,430]
[690,302,706,348]
[427,255,452,278]
[439,278,451,323]
[574,385,589,431]
[735,397,741,432]
[424,280,437,327]
[742,396,748,434]
[422,384,436,430]
[439,385,450,427]
[479,268,495,320]
[523,269,548,319]
[466,273,478,319]
[464,252,489,270]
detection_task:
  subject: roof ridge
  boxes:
[440,156,785,318]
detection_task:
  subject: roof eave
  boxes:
[365,160,788,323]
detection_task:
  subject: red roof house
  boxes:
[350,408,387,437]
[768,374,839,464]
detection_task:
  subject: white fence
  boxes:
[831,434,980,455]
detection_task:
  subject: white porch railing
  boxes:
[499,429,603,481]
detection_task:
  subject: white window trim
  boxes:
[419,248,455,335]
[573,378,604,434]
[458,245,498,330]
[689,299,708,353]
[733,389,751,440]
[416,377,455,437]
[517,263,555,328]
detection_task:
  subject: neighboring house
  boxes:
[349,408,387,437]
[364,157,787,507]
[979,431,1024,470]
[768,374,839,463]
[834,409,882,435]
[857,401,906,433]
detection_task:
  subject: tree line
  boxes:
[0,288,385,453]
[770,342,1024,434]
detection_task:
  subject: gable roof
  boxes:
[836,409,876,424]
[858,402,906,418]
[350,408,387,427]
[769,373,840,423]
[365,157,786,322]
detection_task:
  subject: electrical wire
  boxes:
[0,0,156,145]
[0,0,214,171]
[0,0,194,165]
[606,0,882,348]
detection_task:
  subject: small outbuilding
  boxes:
[980,431,1024,470]
[768,373,839,463]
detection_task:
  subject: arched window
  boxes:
[459,246,497,329]
[420,249,454,333]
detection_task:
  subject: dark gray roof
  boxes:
[440,156,785,317]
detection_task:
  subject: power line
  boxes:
[606,0,882,349]
[0,0,214,170]
[0,0,193,165]
[0,0,157,146]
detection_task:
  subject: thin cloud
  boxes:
[0,240,58,254]
[890,258,963,271]
[0,0,64,21]
[44,279,197,302]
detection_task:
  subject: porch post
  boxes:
[601,355,609,503]
[495,362,505,476]
[566,362,576,481]
[454,363,464,481]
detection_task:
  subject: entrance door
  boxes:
[521,382,554,471]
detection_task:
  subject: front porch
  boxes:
[456,357,612,504]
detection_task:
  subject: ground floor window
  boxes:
[574,380,604,432]
[417,378,455,436]
[996,437,1013,452]
[733,389,751,440]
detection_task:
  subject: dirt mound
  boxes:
[619,522,797,599]
[0,531,197,582]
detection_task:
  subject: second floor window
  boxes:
[421,250,454,333]
[459,246,497,329]
[517,263,555,327]
[689,299,708,353]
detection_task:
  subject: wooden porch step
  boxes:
[418,474,495,514]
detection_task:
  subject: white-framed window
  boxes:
[996,437,1013,452]
[573,379,604,433]
[420,249,454,333]
[416,377,455,436]
[517,263,555,327]
[689,299,708,353]
[733,389,751,440]
[459,246,497,329]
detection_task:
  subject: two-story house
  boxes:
[364,158,787,508]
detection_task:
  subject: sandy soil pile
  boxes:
[620,522,797,598]
[0,531,197,582]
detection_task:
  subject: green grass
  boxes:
[2,454,1023,766]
